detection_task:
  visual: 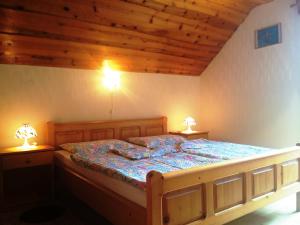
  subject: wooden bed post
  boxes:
[147,171,164,225]
[296,157,300,212]
[162,117,168,134]
[47,121,55,146]
[205,182,215,217]
[297,192,300,212]
[298,157,300,212]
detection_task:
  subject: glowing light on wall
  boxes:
[102,60,121,91]
[100,60,122,120]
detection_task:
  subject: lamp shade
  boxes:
[183,117,196,133]
[16,124,37,147]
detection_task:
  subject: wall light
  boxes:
[102,60,121,91]
[15,123,37,147]
[101,60,122,120]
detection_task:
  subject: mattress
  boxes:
[55,150,147,207]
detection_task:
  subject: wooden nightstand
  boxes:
[0,145,54,210]
[170,131,209,140]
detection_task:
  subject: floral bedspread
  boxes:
[70,150,222,190]
[153,152,222,169]
[71,151,178,190]
[180,139,273,160]
[70,139,274,190]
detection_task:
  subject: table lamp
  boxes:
[16,124,37,147]
[183,117,196,134]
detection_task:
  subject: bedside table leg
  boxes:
[51,163,55,200]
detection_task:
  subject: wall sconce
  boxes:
[101,60,121,119]
[15,124,37,147]
[183,117,196,134]
[102,60,121,91]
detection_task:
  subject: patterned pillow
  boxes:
[110,144,179,160]
[60,139,135,153]
[127,135,186,149]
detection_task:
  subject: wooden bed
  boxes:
[48,117,300,225]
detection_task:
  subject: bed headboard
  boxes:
[47,117,167,148]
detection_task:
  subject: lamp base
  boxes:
[22,138,30,148]
[182,127,193,134]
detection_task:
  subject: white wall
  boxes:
[0,64,201,148]
[199,0,300,148]
[1,0,298,149]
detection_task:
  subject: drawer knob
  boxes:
[25,159,32,164]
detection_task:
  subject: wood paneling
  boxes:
[120,126,141,140]
[0,0,272,75]
[47,117,167,147]
[156,146,300,225]
[55,130,84,146]
[163,185,205,225]
[89,129,115,141]
[214,175,244,212]
[252,166,275,198]
[281,160,299,186]
[145,126,165,136]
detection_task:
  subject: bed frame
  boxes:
[48,117,300,225]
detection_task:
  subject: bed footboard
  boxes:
[147,147,300,225]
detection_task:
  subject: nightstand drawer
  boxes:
[2,152,53,170]
[169,131,209,140]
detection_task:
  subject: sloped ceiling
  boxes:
[0,0,272,76]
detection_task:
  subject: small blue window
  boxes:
[256,24,281,49]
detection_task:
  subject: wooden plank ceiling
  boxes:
[0,0,272,76]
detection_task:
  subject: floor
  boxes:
[1,194,299,225]
[0,193,111,225]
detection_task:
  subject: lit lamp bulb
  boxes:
[102,60,121,91]
[15,124,37,148]
[183,117,196,134]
